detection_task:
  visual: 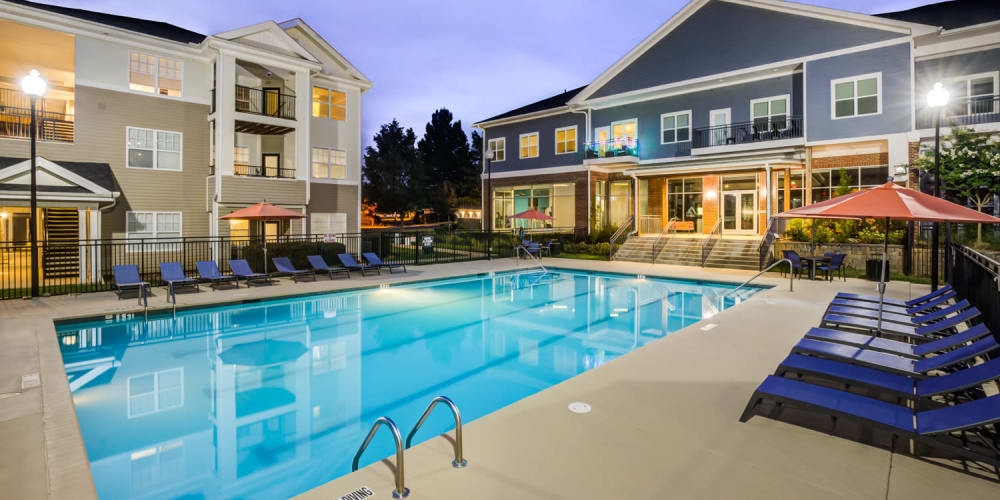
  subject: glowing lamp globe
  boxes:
[20,69,47,97]
[926,82,949,108]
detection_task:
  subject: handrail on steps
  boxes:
[352,417,409,498]
[728,258,793,295]
[405,395,467,468]
[517,244,547,273]
[700,220,722,267]
[758,217,778,271]
[651,217,679,262]
[608,215,635,260]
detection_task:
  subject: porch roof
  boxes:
[0,157,119,201]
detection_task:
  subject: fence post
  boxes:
[140,238,146,282]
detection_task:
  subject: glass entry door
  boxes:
[722,191,756,234]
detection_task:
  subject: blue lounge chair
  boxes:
[307,255,351,279]
[776,354,1000,402]
[790,336,999,377]
[337,253,380,276]
[803,323,992,359]
[740,376,1000,467]
[826,300,972,326]
[272,257,316,282]
[113,264,150,306]
[830,290,957,316]
[229,259,271,286]
[159,262,199,303]
[836,284,953,307]
[363,252,406,273]
[196,261,239,289]
[821,307,979,340]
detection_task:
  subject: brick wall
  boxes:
[702,175,719,234]
[811,152,889,169]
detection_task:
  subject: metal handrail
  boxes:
[405,396,467,468]
[517,244,547,273]
[352,416,409,498]
[700,220,722,267]
[728,258,793,295]
[758,218,778,271]
[608,216,635,260]
[651,217,679,262]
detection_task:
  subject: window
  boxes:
[126,211,182,241]
[311,212,347,235]
[750,95,789,130]
[312,86,346,120]
[493,183,575,229]
[519,132,538,159]
[810,165,889,203]
[487,137,505,162]
[127,127,181,171]
[947,72,998,116]
[129,52,182,97]
[554,126,577,154]
[666,178,703,232]
[127,368,183,418]
[775,172,805,212]
[832,74,880,119]
[660,111,691,144]
[312,147,346,179]
[611,119,638,153]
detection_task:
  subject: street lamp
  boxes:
[926,82,949,290]
[484,148,493,259]
[21,69,47,298]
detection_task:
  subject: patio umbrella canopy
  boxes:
[507,208,553,221]
[775,182,1000,332]
[220,202,308,273]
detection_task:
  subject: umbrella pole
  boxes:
[810,220,816,255]
[877,217,889,335]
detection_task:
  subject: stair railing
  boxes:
[700,220,722,267]
[608,216,635,260]
[758,217,778,271]
[651,217,679,262]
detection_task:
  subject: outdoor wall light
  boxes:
[705,189,717,200]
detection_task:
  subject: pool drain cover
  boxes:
[568,402,592,414]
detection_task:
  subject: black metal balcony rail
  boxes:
[585,137,639,159]
[916,95,1000,129]
[234,85,295,120]
[234,163,296,179]
[692,116,803,148]
[0,106,74,142]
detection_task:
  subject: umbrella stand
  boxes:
[876,216,889,335]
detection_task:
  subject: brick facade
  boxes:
[811,152,889,169]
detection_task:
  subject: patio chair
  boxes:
[272,257,316,282]
[337,253,380,276]
[112,264,150,306]
[830,290,957,316]
[363,252,406,273]
[307,255,351,280]
[836,284,953,308]
[739,376,1000,468]
[229,259,272,287]
[196,261,239,290]
[825,299,972,326]
[780,250,806,278]
[789,335,998,377]
[539,240,556,257]
[817,252,846,281]
[820,307,979,341]
[803,323,991,359]
[159,262,200,303]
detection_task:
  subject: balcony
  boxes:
[209,164,296,179]
[212,85,296,121]
[0,89,74,143]
[916,95,1000,129]
[692,117,802,149]
[584,138,640,165]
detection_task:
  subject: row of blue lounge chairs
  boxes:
[113,253,406,305]
[740,284,1000,469]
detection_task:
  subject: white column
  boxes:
[294,68,311,186]
[78,208,87,283]
[89,210,101,282]
[216,54,237,178]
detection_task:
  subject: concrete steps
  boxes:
[615,235,761,271]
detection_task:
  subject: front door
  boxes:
[709,108,731,146]
[263,87,280,116]
[721,191,757,234]
[262,154,280,178]
[264,221,280,242]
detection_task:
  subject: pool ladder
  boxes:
[351,395,467,498]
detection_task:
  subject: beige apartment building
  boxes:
[0,0,370,252]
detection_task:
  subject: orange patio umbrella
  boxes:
[507,209,553,221]
[775,182,1000,332]
[221,202,307,273]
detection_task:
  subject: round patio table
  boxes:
[799,255,831,280]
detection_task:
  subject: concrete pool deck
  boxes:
[0,258,997,499]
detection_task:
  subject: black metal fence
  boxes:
[0,231,522,299]
[692,116,803,148]
[949,244,1000,344]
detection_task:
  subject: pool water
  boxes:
[56,269,761,500]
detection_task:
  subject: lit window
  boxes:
[487,137,505,162]
[126,211,182,241]
[312,86,346,120]
[660,111,691,144]
[832,74,880,118]
[127,368,183,418]
[310,212,347,235]
[312,147,346,179]
[127,127,181,171]
[129,52,182,97]
[519,132,538,159]
[555,126,577,154]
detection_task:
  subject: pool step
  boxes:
[615,236,761,270]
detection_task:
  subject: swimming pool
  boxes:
[56,269,762,499]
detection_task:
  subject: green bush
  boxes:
[237,241,347,270]
[856,227,884,244]
[783,219,810,242]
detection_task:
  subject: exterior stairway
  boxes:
[42,208,80,279]
[614,236,760,271]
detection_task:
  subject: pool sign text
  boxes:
[338,486,375,500]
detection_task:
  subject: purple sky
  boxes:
[53,0,935,149]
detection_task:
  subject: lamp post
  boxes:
[484,149,493,259]
[926,82,949,291]
[21,69,47,298]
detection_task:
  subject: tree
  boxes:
[362,120,421,218]
[417,108,477,219]
[834,167,852,197]
[916,126,1000,242]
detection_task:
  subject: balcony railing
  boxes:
[692,116,802,149]
[916,95,1000,129]
[234,163,295,179]
[585,137,639,159]
[234,85,295,120]
[0,106,74,142]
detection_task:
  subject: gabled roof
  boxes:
[875,0,1000,31]
[476,86,587,127]
[279,18,372,88]
[0,157,118,197]
[2,0,205,44]
[214,21,320,63]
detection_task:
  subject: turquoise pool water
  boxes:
[56,269,762,499]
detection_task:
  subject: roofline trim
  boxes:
[0,157,115,196]
[214,20,320,64]
[279,18,373,88]
[473,105,572,129]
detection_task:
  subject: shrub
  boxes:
[856,227,884,244]
[783,219,809,242]
[237,241,347,270]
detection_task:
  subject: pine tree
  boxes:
[362,120,421,218]
[417,108,476,219]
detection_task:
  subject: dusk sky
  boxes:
[53,0,937,149]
